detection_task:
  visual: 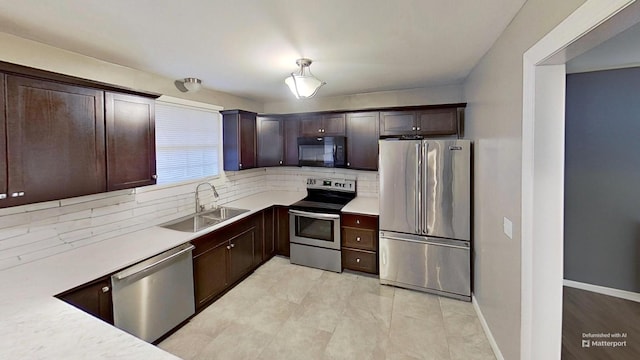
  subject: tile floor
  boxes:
[159,256,495,360]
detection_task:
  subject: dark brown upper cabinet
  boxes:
[0,62,159,209]
[222,110,257,171]
[416,108,461,136]
[0,75,6,204]
[283,117,300,166]
[257,115,300,167]
[299,113,345,136]
[380,106,463,137]
[3,75,107,207]
[257,115,284,167]
[379,111,416,136]
[105,92,156,191]
[346,112,380,171]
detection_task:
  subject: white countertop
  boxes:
[0,190,307,359]
[0,190,380,358]
[342,196,379,216]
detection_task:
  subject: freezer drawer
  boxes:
[379,232,470,300]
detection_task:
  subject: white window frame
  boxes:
[154,96,224,186]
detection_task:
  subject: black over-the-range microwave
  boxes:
[297,136,346,168]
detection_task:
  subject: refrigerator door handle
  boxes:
[415,143,421,234]
[381,235,470,250]
[422,141,428,235]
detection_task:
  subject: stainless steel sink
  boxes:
[160,207,249,232]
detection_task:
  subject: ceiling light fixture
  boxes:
[175,77,202,93]
[285,58,326,99]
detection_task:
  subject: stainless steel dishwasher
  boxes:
[111,243,195,343]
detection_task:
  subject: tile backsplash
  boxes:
[0,167,378,270]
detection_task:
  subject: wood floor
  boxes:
[562,286,640,359]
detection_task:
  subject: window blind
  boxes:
[155,102,221,184]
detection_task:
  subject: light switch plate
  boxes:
[503,217,513,239]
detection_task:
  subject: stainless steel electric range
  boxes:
[289,178,356,272]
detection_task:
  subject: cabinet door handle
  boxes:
[11,192,25,197]
[151,174,157,179]
[279,160,283,165]
[318,129,322,133]
[230,243,235,248]
[356,237,361,242]
[101,286,110,293]
[347,162,350,167]
[322,129,325,133]
[0,194,6,200]
[227,245,231,250]
[356,258,361,263]
[412,126,416,131]
[356,219,360,224]
[239,163,243,169]
[416,127,421,131]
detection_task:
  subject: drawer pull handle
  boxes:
[356,219,360,224]
[356,237,361,242]
[227,245,231,250]
[356,258,361,263]
[101,286,110,293]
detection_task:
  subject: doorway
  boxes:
[521,1,640,359]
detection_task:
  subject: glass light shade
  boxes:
[183,78,202,92]
[285,74,325,99]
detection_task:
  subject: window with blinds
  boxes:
[155,102,221,184]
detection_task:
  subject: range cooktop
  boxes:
[290,178,356,214]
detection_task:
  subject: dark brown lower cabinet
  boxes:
[193,240,228,309]
[57,276,113,325]
[228,226,257,284]
[275,206,290,257]
[263,207,276,260]
[341,213,379,274]
[192,213,260,311]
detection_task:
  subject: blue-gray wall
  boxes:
[565,67,640,293]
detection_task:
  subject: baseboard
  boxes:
[563,279,640,303]
[472,295,504,360]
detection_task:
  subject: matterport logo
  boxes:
[581,332,628,348]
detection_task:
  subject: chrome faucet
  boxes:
[195,182,219,213]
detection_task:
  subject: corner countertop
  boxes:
[342,196,379,216]
[0,190,306,359]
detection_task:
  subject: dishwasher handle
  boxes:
[114,244,195,281]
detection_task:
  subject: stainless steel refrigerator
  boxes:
[378,139,471,301]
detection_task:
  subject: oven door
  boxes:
[289,210,341,250]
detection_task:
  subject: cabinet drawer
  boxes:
[192,232,226,257]
[342,227,376,251]
[341,213,378,230]
[342,249,377,274]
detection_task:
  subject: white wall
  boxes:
[263,84,464,114]
[0,32,263,113]
[462,0,585,359]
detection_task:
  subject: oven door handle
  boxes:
[289,209,341,220]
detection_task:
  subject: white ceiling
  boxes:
[0,0,526,102]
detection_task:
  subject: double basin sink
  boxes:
[160,207,249,233]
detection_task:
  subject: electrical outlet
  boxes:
[503,217,513,239]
